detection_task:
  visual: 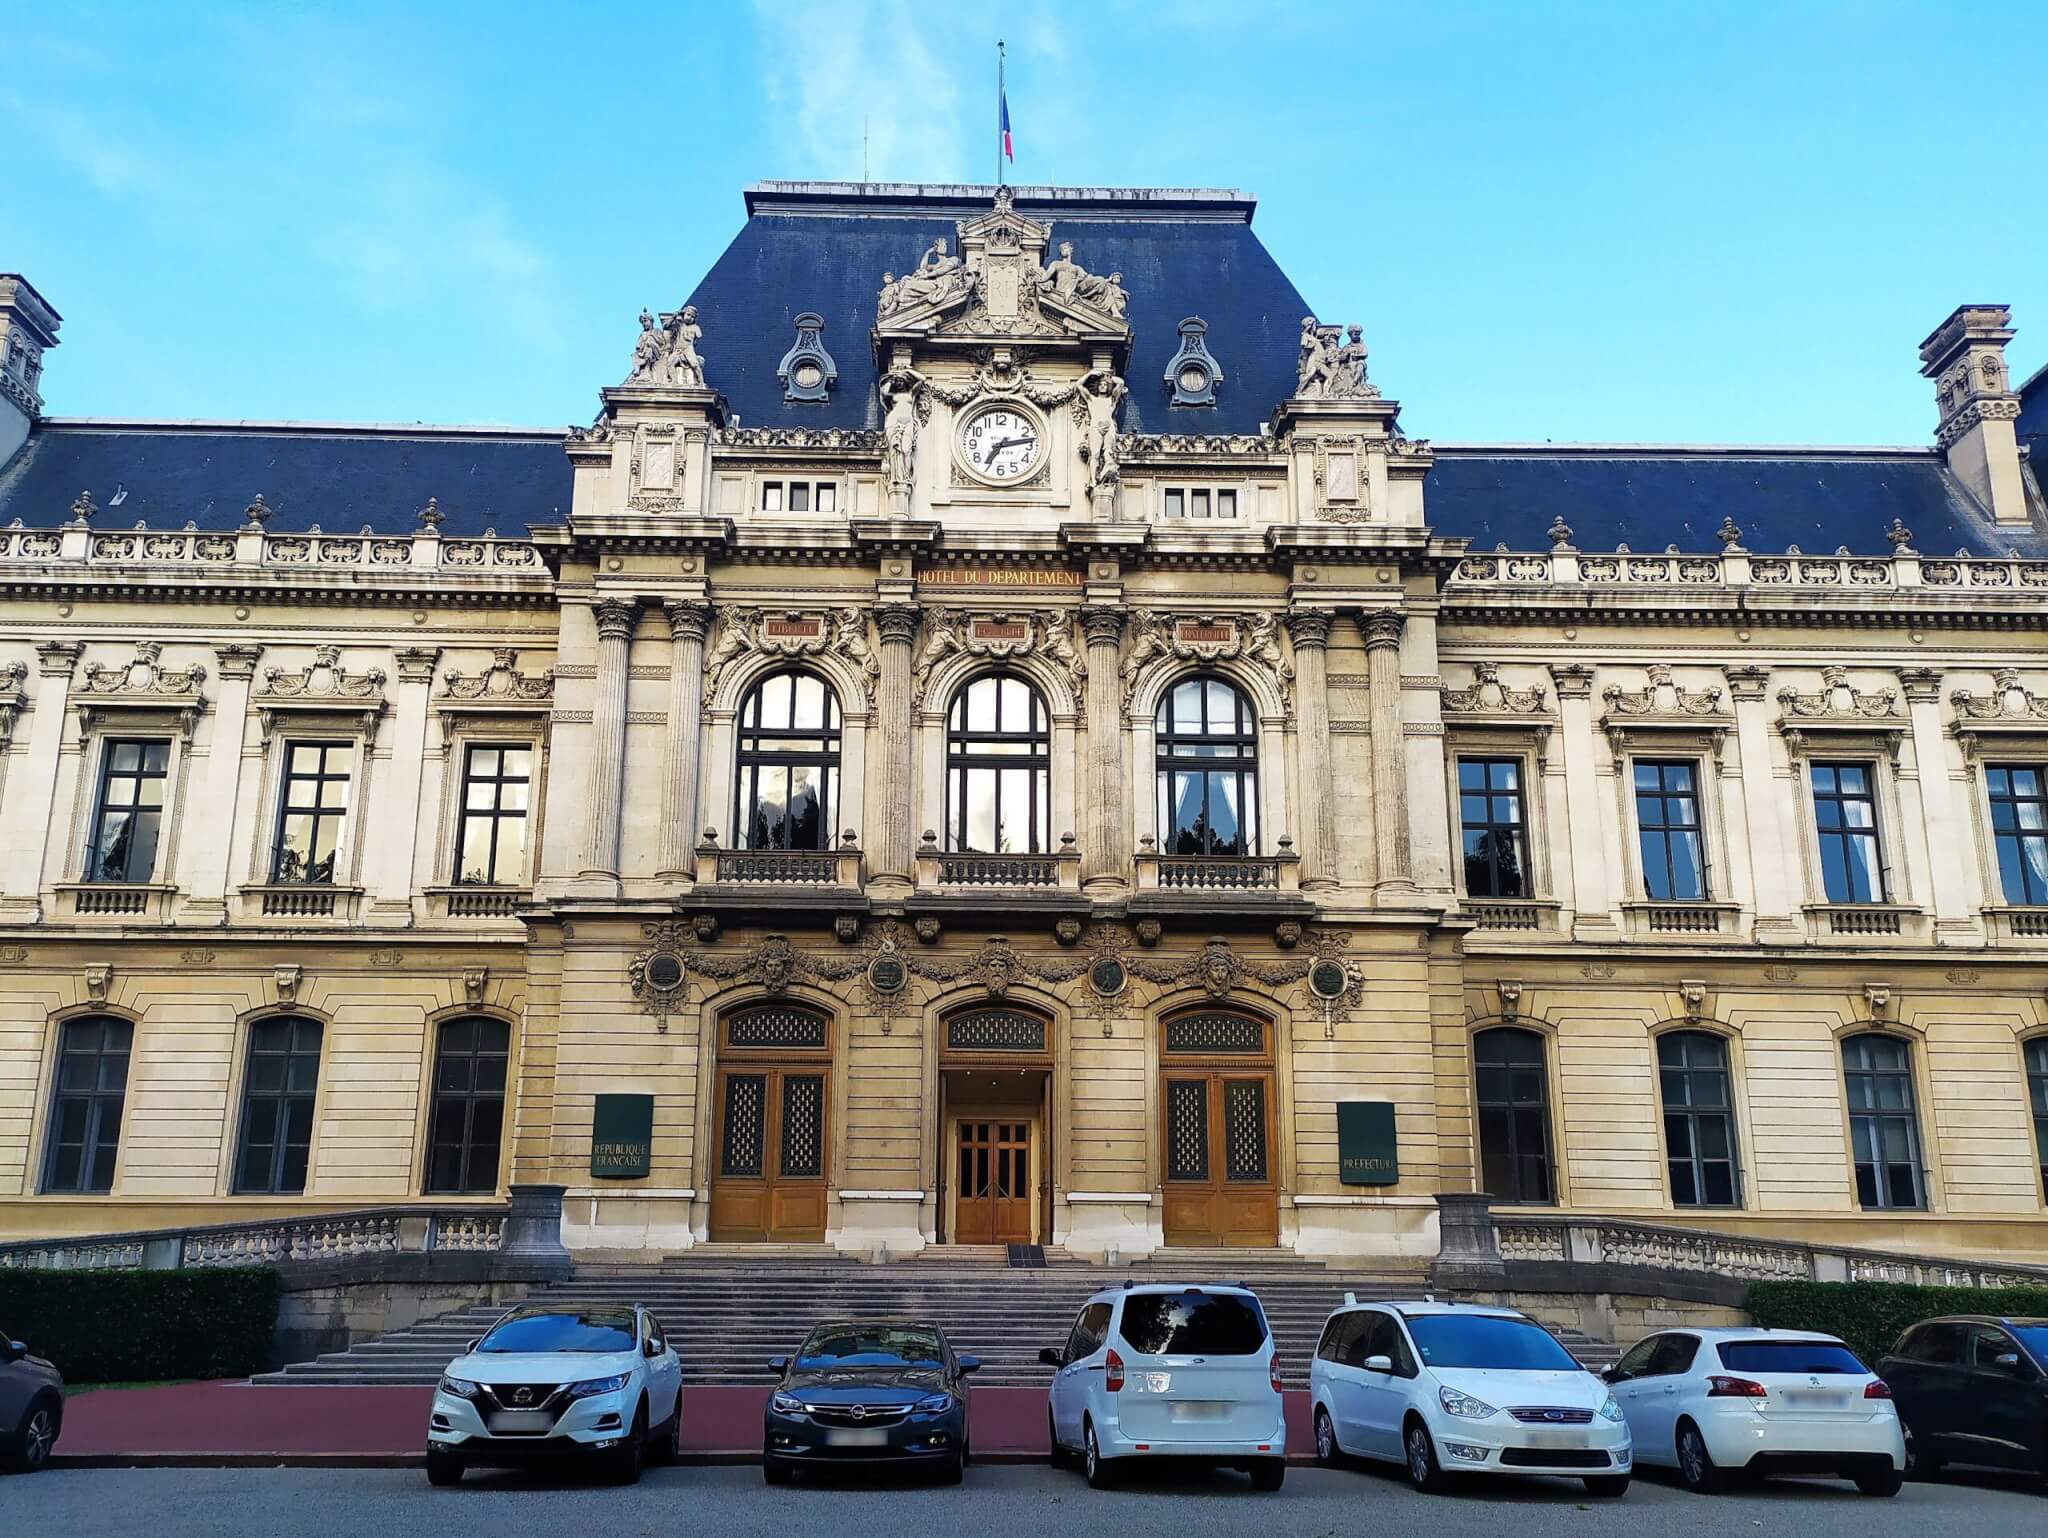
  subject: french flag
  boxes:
[1001,90,1013,163]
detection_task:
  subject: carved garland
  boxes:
[1118,611,1295,712]
[908,607,1088,712]
[700,605,880,709]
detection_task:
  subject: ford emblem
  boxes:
[1544,1410,1563,1422]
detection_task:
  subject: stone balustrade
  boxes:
[1447,545,2048,597]
[0,523,548,579]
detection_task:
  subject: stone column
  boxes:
[1079,606,1129,890]
[1363,610,1414,896]
[873,603,921,884]
[658,602,712,879]
[1286,609,1337,890]
[581,598,636,880]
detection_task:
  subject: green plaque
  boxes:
[591,1093,654,1180]
[1337,1101,1398,1186]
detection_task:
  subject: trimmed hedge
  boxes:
[1748,1279,2048,1367]
[0,1267,280,1383]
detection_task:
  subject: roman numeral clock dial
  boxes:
[958,404,1042,483]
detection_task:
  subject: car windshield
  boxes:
[1716,1340,1867,1375]
[478,1309,636,1354]
[1118,1293,1268,1356]
[1405,1314,1579,1372]
[796,1325,944,1369]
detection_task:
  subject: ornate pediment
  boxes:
[254,644,387,735]
[875,189,1130,343]
[1776,666,1901,721]
[1118,611,1293,711]
[439,648,555,704]
[1604,664,1727,720]
[701,605,879,708]
[908,607,1087,711]
[71,641,208,740]
[1442,662,1549,716]
[1951,669,2048,722]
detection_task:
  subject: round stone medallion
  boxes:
[1308,958,1349,1001]
[1089,956,1128,998]
[867,953,908,995]
[646,952,684,992]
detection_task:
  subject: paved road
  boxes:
[10,1463,2044,1536]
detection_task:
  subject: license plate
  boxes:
[824,1428,889,1448]
[487,1411,553,1434]
[1780,1391,1846,1408]
[1170,1402,1229,1422]
[1524,1429,1578,1449]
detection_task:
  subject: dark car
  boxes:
[763,1319,978,1484]
[1877,1315,2048,1481]
[2,1329,64,1474]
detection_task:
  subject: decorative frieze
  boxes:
[701,605,880,708]
[1118,610,1293,710]
[909,607,1087,710]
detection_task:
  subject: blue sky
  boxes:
[5,1,2044,444]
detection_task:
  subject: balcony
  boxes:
[915,833,1082,892]
[1622,900,1742,940]
[1128,840,1311,927]
[234,883,365,923]
[1984,907,2048,943]
[1460,897,1560,934]
[1802,903,1929,943]
[424,885,531,922]
[57,882,176,922]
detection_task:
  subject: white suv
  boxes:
[1041,1283,1287,1490]
[426,1302,683,1486]
[1606,1326,1904,1495]
[1309,1298,1631,1496]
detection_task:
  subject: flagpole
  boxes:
[996,39,1005,188]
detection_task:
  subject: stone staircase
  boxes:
[254,1251,1620,1388]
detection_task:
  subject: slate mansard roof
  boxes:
[0,181,2039,557]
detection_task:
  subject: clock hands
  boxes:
[984,436,1030,462]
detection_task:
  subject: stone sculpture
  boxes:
[624,305,707,389]
[1294,315,1376,400]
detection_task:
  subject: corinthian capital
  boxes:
[1078,606,1126,648]
[593,598,639,642]
[665,601,714,643]
[1360,609,1405,651]
[1284,609,1334,650]
[874,603,922,645]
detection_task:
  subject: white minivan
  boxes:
[1309,1298,1631,1496]
[1606,1326,1904,1495]
[1041,1282,1287,1490]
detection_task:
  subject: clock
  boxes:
[958,404,1042,483]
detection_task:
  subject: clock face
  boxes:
[959,405,1042,482]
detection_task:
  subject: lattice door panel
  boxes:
[720,1073,766,1177]
[1223,1078,1269,1183]
[1165,1078,1211,1182]
[778,1073,825,1178]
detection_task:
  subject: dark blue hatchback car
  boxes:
[763,1319,978,1484]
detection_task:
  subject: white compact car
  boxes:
[1041,1282,1287,1490]
[1606,1326,1904,1495]
[1310,1298,1631,1495]
[426,1302,683,1486]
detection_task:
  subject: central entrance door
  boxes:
[709,1003,831,1243]
[1160,1009,1279,1247]
[953,1119,1033,1244]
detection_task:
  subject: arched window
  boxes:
[946,673,1050,853]
[233,1016,323,1195]
[43,1016,132,1194]
[424,1016,511,1195]
[1659,1031,1740,1208]
[2027,1038,2048,1202]
[1156,676,1258,856]
[1474,1027,1553,1204]
[1843,1032,1924,1210]
[734,670,840,851]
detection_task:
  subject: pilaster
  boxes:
[1361,611,1414,898]
[1079,605,1129,892]
[366,646,439,922]
[580,598,637,885]
[0,643,81,919]
[1725,664,1800,941]
[1285,609,1337,890]
[872,602,921,892]
[658,602,713,880]
[1900,666,1979,938]
[176,643,263,923]
[1549,663,1615,938]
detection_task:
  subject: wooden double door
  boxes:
[953,1119,1034,1245]
[1161,1071,1278,1247]
[709,1065,827,1242]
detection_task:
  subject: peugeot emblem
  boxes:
[851,1405,868,1422]
[512,1387,534,1406]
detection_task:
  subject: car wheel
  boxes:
[1314,1407,1339,1467]
[1249,1458,1285,1491]
[938,1446,965,1485]
[11,1398,59,1474]
[1854,1466,1903,1498]
[762,1457,792,1486]
[1084,1421,1118,1489]
[1906,1437,1943,1481]
[424,1446,464,1487]
[1676,1421,1725,1494]
[1404,1420,1449,1495]
[607,1401,647,1486]
[1047,1411,1072,1470]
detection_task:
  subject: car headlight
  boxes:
[1437,1385,1498,1420]
[1597,1394,1625,1424]
[565,1374,630,1400]
[770,1392,806,1415]
[914,1392,954,1414]
[438,1376,480,1399]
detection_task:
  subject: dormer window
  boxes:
[1161,486,1238,520]
[760,479,837,514]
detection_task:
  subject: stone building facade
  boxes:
[2,184,2047,1265]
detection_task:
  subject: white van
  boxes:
[1309,1298,1630,1496]
[1041,1282,1287,1490]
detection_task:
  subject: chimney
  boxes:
[1919,303,2027,525]
[0,274,61,468]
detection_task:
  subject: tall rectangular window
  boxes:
[1843,1032,1923,1211]
[1634,759,1706,900]
[85,740,169,883]
[272,742,352,883]
[1987,765,2048,905]
[1458,757,1528,898]
[1811,761,1885,903]
[455,745,532,884]
[234,1016,323,1195]
[42,1017,132,1194]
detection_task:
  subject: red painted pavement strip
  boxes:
[57,1382,1315,1465]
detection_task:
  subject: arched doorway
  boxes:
[709,1001,832,1242]
[937,1003,1053,1246]
[1159,1006,1279,1247]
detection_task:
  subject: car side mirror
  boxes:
[957,1355,981,1374]
[645,1339,662,1358]
[1039,1347,1065,1368]
[1363,1354,1393,1374]
[466,1338,481,1354]
[1995,1352,2023,1371]
[3,1340,25,1363]
[1600,1367,1622,1384]
[768,1355,790,1374]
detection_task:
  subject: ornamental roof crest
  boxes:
[75,640,207,699]
[1951,669,2048,722]
[875,190,1130,342]
[1775,665,1901,720]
